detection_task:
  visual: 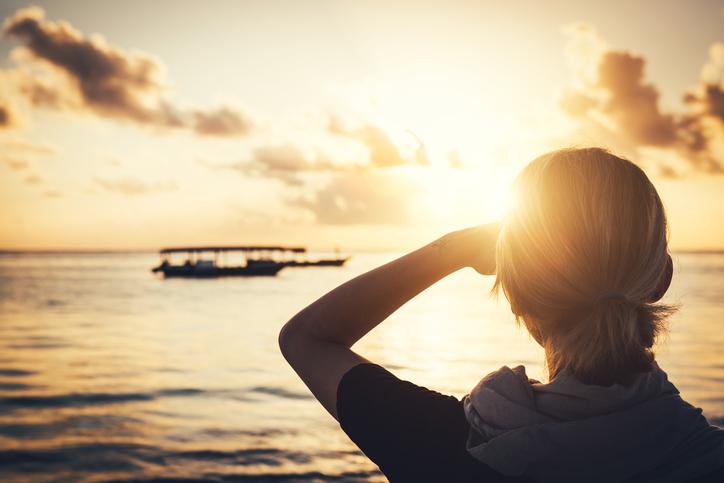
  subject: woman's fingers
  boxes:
[440,223,500,275]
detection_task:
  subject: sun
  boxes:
[416,163,515,232]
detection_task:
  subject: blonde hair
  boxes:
[493,147,676,385]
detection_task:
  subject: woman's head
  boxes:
[493,147,675,385]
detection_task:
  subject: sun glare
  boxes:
[418,163,515,232]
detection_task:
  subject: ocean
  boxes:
[0,251,722,482]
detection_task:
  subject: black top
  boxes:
[335,363,724,483]
[336,363,531,483]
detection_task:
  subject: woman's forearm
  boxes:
[278,224,499,419]
[281,234,469,348]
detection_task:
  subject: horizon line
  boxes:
[1,248,723,255]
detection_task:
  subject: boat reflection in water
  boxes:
[151,246,349,278]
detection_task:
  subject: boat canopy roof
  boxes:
[160,245,306,254]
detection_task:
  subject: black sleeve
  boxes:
[336,363,526,483]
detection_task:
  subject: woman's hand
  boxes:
[436,223,501,275]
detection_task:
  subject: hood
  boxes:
[463,363,724,482]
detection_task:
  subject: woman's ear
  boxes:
[649,254,673,302]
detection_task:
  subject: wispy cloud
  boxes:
[93,176,176,195]
[329,117,429,168]
[23,174,42,184]
[0,139,58,155]
[241,144,347,186]
[2,158,29,171]
[0,138,58,189]
[206,114,433,188]
[291,171,421,225]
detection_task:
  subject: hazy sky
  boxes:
[1,0,723,250]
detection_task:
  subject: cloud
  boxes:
[560,49,679,147]
[2,158,29,171]
[230,122,427,186]
[93,176,176,195]
[329,117,430,168]
[0,139,62,203]
[448,149,465,169]
[2,7,252,136]
[0,138,58,184]
[291,171,421,225]
[192,107,253,137]
[0,101,13,127]
[43,190,62,198]
[684,42,724,123]
[199,126,431,222]
[0,139,58,155]
[19,75,77,110]
[239,144,346,186]
[254,144,319,171]
[201,143,342,186]
[248,145,313,186]
[3,6,172,124]
[561,24,724,175]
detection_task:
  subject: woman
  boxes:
[279,147,724,482]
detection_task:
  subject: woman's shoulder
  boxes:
[336,362,465,426]
[336,363,532,482]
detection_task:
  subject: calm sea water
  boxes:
[0,251,722,482]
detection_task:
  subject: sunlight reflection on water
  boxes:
[0,251,722,482]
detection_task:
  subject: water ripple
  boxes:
[0,384,310,415]
[0,444,371,478]
[250,387,312,401]
[6,342,71,350]
[0,368,35,377]
[0,382,34,391]
[0,414,143,440]
[0,392,154,411]
[104,470,381,483]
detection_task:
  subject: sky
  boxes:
[0,0,723,251]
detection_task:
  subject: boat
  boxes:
[151,246,302,278]
[151,245,350,278]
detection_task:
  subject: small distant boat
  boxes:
[152,246,299,278]
[151,245,349,278]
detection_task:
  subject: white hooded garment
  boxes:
[463,363,724,482]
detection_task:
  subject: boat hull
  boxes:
[152,263,284,278]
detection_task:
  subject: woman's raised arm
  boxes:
[278,223,499,419]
